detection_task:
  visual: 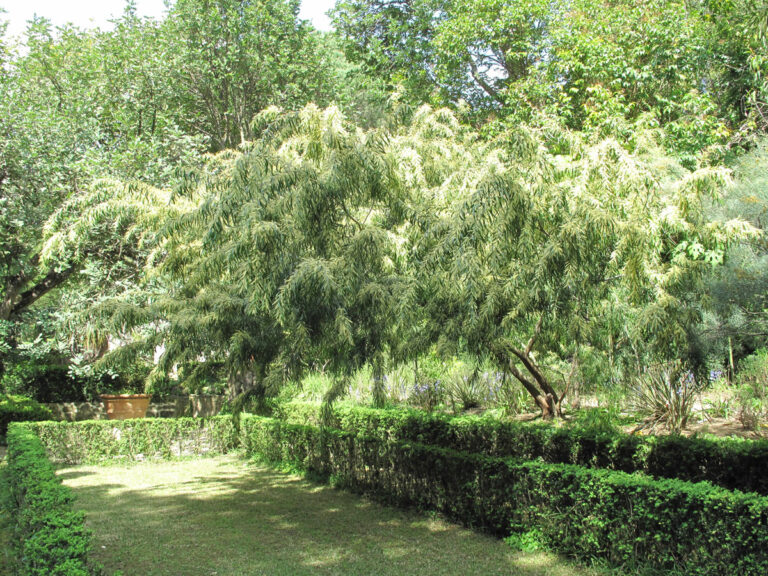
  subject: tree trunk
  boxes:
[497,322,563,419]
[506,354,562,419]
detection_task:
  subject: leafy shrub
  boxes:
[408,377,444,412]
[444,363,483,412]
[380,368,411,404]
[0,395,52,438]
[241,415,768,576]
[278,401,768,494]
[29,417,237,465]
[492,378,530,416]
[6,423,93,575]
[1,361,102,403]
[144,373,185,399]
[704,396,735,419]
[736,350,768,431]
[570,407,622,436]
[632,362,698,433]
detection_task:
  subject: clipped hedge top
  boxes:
[29,416,237,465]
[276,400,768,495]
[241,414,768,576]
[6,422,93,575]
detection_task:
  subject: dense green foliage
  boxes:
[5,423,92,575]
[66,102,756,418]
[242,414,768,575]
[0,0,383,398]
[278,401,768,494]
[12,409,768,573]
[0,395,52,438]
[4,1,768,572]
[334,1,768,152]
[29,417,237,464]
[2,0,768,420]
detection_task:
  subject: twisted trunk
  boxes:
[496,318,565,419]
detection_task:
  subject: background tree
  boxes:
[0,11,202,388]
[332,0,765,162]
[698,137,768,376]
[164,0,341,151]
[333,0,445,105]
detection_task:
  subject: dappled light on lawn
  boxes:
[60,455,608,576]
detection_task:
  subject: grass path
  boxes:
[59,455,612,576]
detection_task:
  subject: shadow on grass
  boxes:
[59,456,609,576]
[56,469,97,481]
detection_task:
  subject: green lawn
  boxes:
[59,455,613,576]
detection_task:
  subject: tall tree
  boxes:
[164,0,338,151]
[0,10,198,384]
[422,126,756,417]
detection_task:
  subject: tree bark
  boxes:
[497,321,564,419]
[1,266,74,322]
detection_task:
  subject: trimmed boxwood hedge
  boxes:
[6,422,92,576]
[277,401,768,495]
[28,416,238,464]
[241,414,768,576]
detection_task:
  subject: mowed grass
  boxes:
[59,455,613,576]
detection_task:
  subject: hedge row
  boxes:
[241,414,768,576]
[6,423,92,576]
[0,395,53,438]
[28,416,237,465]
[277,401,768,494]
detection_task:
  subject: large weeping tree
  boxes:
[91,104,480,405]
[74,105,756,417]
[422,124,758,418]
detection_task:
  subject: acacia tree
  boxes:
[84,104,486,405]
[422,125,757,417]
[76,105,756,417]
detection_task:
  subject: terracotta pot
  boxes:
[100,394,152,420]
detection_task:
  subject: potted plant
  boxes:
[99,392,152,420]
[98,366,152,420]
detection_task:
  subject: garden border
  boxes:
[278,401,768,494]
[242,414,768,576]
[6,422,92,576]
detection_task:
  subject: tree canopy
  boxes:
[2,0,768,417]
